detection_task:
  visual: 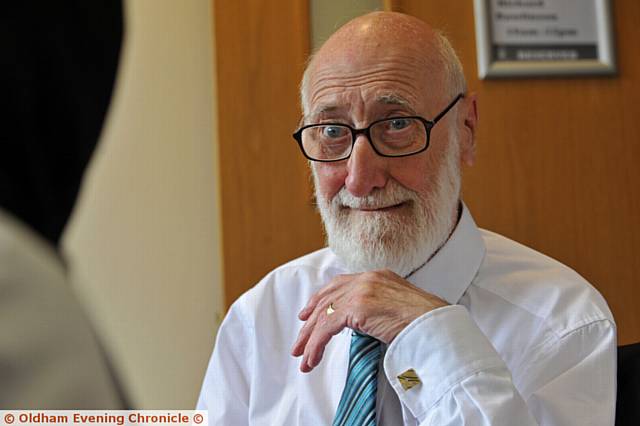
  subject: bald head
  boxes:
[300,12,466,115]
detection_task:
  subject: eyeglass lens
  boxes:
[300,117,427,161]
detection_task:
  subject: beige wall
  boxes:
[63,0,222,408]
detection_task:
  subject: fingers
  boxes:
[292,295,331,357]
[291,312,316,357]
[291,290,338,356]
[292,274,364,372]
[298,274,353,320]
[297,300,316,321]
[301,314,345,372]
[292,285,350,372]
[293,273,377,366]
[293,278,348,359]
[293,270,447,373]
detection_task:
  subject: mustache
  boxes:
[332,182,419,209]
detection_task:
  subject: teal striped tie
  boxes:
[333,331,381,426]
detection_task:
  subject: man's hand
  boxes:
[291,269,447,373]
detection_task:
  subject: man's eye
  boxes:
[323,126,348,138]
[389,118,411,130]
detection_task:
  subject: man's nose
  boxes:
[344,134,389,197]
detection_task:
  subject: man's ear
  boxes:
[459,93,478,167]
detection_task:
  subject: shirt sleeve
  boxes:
[383,305,616,425]
[196,302,253,426]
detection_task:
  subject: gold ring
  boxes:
[326,303,336,315]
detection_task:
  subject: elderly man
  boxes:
[198,12,615,426]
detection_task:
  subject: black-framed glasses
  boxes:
[292,93,464,162]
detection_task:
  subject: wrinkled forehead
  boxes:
[304,41,447,119]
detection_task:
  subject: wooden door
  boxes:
[213,0,324,306]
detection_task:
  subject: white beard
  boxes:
[313,141,461,277]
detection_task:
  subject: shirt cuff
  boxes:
[383,305,506,419]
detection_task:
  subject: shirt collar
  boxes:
[407,202,486,305]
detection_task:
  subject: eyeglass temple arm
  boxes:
[432,93,465,124]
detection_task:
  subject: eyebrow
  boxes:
[306,104,339,117]
[376,94,411,107]
[303,104,340,124]
[315,105,339,114]
[304,93,415,123]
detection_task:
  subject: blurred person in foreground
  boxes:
[197,12,615,425]
[0,1,127,408]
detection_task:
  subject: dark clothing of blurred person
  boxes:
[0,1,128,408]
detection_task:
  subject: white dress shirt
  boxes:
[197,204,616,425]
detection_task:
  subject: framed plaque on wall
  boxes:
[473,0,616,78]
